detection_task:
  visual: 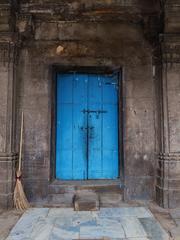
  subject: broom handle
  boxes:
[18,112,24,172]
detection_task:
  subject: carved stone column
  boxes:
[156,34,180,208]
[0,23,19,208]
[156,0,180,208]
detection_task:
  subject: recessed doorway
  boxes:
[56,72,120,180]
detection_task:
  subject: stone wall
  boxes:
[1,0,180,209]
[16,0,160,203]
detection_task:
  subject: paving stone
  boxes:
[139,217,169,240]
[48,208,74,218]
[98,207,153,219]
[80,225,125,239]
[6,207,167,240]
[53,217,73,229]
[124,238,150,240]
[6,237,31,240]
[72,212,97,227]
[119,217,147,238]
[96,217,122,228]
[6,208,49,240]
[30,218,54,239]
[51,226,79,239]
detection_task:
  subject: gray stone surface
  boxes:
[0,0,180,210]
[74,191,99,211]
[139,218,169,240]
[6,207,169,240]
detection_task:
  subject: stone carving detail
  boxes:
[16,14,35,39]
[159,152,180,161]
[0,42,18,64]
[0,152,18,161]
[161,34,180,63]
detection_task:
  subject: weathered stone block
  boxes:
[35,22,58,40]
[0,193,13,209]
[74,191,99,211]
[99,192,123,207]
[125,176,155,200]
[47,193,74,207]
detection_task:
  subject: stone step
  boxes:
[48,184,76,195]
[47,193,74,207]
[48,181,123,208]
[74,190,100,211]
[46,192,123,208]
[78,184,123,194]
[49,180,122,194]
[99,192,123,207]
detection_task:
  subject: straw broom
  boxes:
[14,112,30,210]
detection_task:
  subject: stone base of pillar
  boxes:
[0,153,17,209]
[156,153,180,208]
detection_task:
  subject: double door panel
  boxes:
[56,73,119,180]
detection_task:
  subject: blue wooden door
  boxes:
[56,73,119,180]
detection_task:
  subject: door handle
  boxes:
[82,109,107,114]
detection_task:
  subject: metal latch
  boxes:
[82,109,107,114]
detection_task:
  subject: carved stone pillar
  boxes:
[156,34,180,208]
[0,37,18,208]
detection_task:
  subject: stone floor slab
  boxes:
[6,208,49,240]
[139,217,169,240]
[98,207,153,219]
[6,207,168,240]
[120,217,147,238]
[51,226,79,239]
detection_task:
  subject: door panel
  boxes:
[56,74,87,180]
[56,73,119,180]
[88,74,119,179]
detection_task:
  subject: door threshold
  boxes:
[51,179,122,187]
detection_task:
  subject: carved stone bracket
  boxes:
[16,14,35,39]
[160,34,180,63]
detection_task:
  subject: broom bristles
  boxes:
[14,178,30,211]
